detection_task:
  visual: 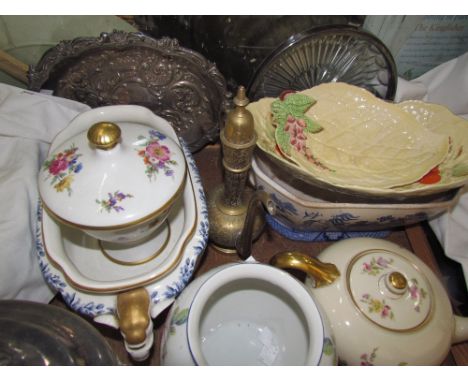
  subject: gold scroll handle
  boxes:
[270,251,340,288]
[117,288,151,345]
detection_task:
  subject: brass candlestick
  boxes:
[207,86,265,253]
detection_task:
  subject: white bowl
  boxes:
[250,152,459,236]
[161,262,336,366]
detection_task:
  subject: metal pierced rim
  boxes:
[247,24,397,101]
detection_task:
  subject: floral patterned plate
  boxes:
[35,140,209,326]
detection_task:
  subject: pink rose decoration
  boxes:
[381,305,391,318]
[49,157,68,175]
[137,130,177,180]
[145,142,171,162]
[409,285,419,299]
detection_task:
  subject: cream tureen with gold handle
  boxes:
[271,237,468,365]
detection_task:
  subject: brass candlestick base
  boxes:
[207,185,265,253]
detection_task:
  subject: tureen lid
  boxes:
[38,121,186,229]
[347,249,432,331]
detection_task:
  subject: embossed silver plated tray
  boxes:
[248,25,397,101]
[28,31,229,152]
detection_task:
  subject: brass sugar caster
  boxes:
[207,86,265,253]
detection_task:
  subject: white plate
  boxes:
[35,140,209,321]
[41,169,197,293]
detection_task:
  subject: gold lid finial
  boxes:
[389,271,407,290]
[87,122,121,150]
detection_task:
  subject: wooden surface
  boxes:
[51,143,468,366]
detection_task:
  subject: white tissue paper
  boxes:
[396,51,468,286]
[0,84,90,303]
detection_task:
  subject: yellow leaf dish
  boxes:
[248,82,468,197]
[393,100,468,193]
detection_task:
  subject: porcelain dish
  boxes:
[247,83,468,199]
[251,152,459,235]
[395,100,468,193]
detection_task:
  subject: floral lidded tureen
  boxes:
[38,119,187,249]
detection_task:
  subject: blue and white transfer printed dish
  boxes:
[250,152,459,239]
[265,214,390,242]
[35,106,209,360]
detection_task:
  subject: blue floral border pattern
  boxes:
[35,202,114,317]
[260,189,430,234]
